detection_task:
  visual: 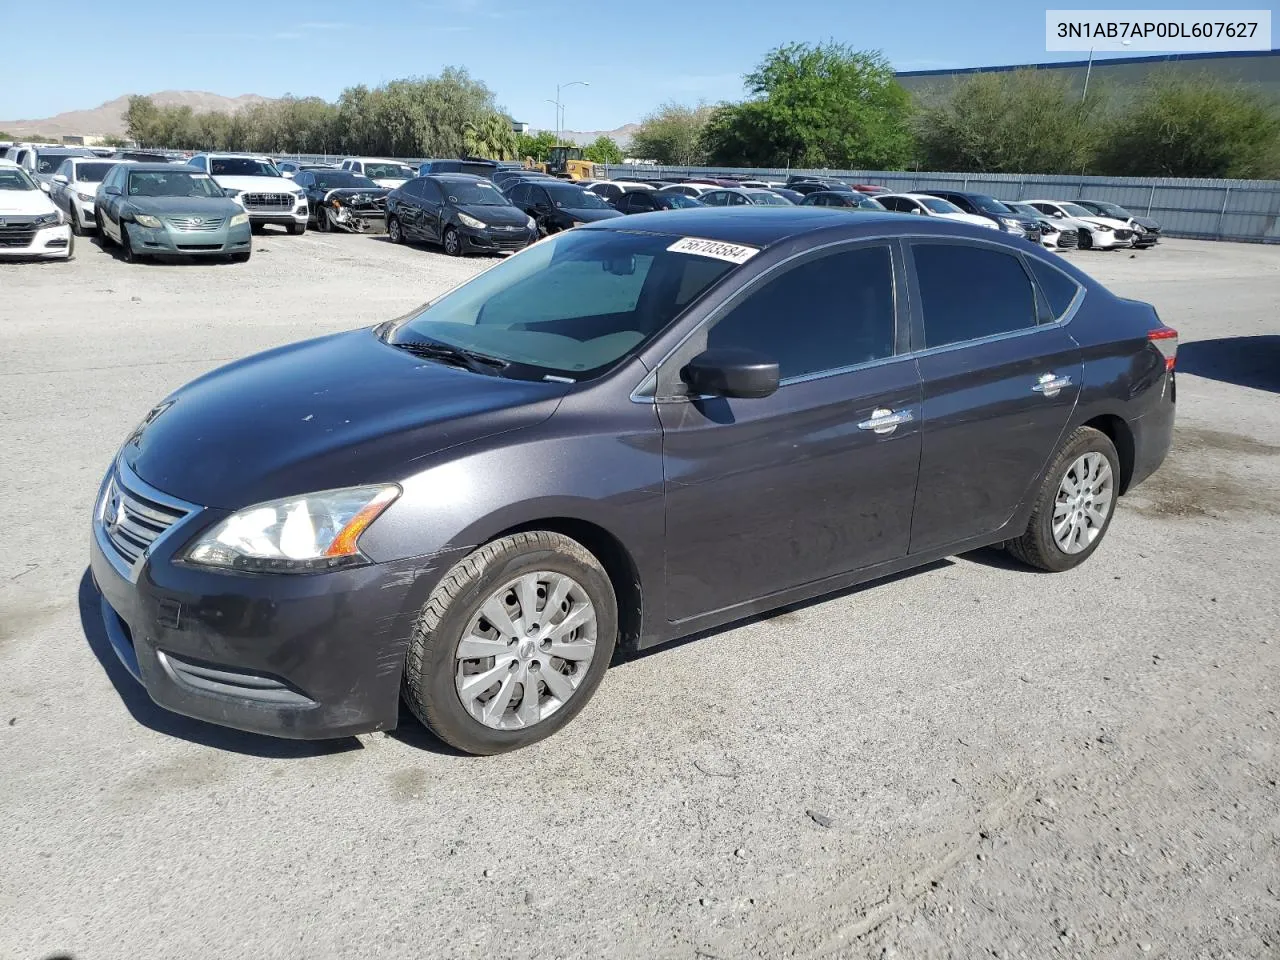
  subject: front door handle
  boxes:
[858,407,914,435]
[1032,373,1072,398]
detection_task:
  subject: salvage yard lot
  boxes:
[2,233,1278,959]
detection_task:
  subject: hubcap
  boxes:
[455,571,597,730]
[1052,452,1114,554]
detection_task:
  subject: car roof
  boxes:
[125,162,199,173]
[578,206,1008,248]
[427,173,489,182]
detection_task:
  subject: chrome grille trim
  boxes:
[166,216,226,232]
[241,193,294,210]
[95,460,203,582]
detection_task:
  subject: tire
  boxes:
[1078,229,1093,250]
[119,222,141,262]
[230,251,251,263]
[442,226,462,256]
[402,531,618,755]
[69,206,83,236]
[387,215,404,244]
[99,217,116,247]
[288,221,305,235]
[65,233,75,261]
[1007,426,1120,573]
[316,208,330,232]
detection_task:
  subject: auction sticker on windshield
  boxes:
[667,237,760,264]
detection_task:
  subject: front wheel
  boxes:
[387,215,404,244]
[229,251,251,263]
[288,221,305,235]
[68,206,83,236]
[1007,426,1120,572]
[402,531,618,755]
[316,208,331,232]
[1078,230,1093,250]
[442,226,462,256]
[119,223,142,262]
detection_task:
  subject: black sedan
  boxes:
[386,174,537,255]
[611,191,705,214]
[88,208,1175,755]
[799,191,884,210]
[504,179,622,235]
[294,170,389,233]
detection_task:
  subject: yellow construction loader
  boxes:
[524,146,599,181]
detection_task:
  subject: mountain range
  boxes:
[1,91,639,147]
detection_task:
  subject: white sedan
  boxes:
[876,193,1000,230]
[657,183,723,198]
[47,155,125,234]
[0,164,73,259]
[1025,200,1136,250]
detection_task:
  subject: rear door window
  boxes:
[911,242,1038,347]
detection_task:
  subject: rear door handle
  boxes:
[858,407,914,435]
[1032,373,1072,398]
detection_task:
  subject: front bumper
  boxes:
[0,223,72,258]
[125,220,252,257]
[329,205,386,233]
[241,201,308,225]
[73,197,97,226]
[88,461,462,739]
[459,223,538,253]
[1088,229,1132,249]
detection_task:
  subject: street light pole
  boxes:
[553,80,590,146]
[1081,47,1094,102]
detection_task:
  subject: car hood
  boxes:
[128,195,244,217]
[1075,215,1130,230]
[122,328,569,509]
[935,211,1000,229]
[561,206,623,222]
[456,203,530,226]
[211,174,302,195]
[0,188,57,216]
[1131,215,1161,230]
[371,177,409,189]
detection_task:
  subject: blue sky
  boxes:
[0,0,1254,130]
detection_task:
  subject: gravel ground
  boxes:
[1,232,1277,960]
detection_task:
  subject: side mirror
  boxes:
[281,171,295,179]
[39,181,51,193]
[1052,211,1065,218]
[681,348,780,400]
[53,174,69,184]
[911,207,923,214]
[104,185,122,196]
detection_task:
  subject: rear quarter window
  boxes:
[1027,257,1083,321]
[912,242,1038,347]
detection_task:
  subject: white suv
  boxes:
[339,158,415,189]
[189,153,308,234]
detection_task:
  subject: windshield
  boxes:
[1060,203,1095,218]
[751,191,793,205]
[74,162,115,183]
[365,163,413,179]
[1089,201,1129,217]
[441,180,509,205]
[661,194,703,209]
[920,197,962,214]
[1006,202,1038,217]
[128,170,225,198]
[384,228,738,380]
[972,195,1013,214]
[210,157,280,177]
[545,185,611,209]
[314,172,377,190]
[0,167,36,191]
[36,152,88,174]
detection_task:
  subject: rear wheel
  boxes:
[402,531,618,755]
[442,226,462,256]
[1007,426,1119,572]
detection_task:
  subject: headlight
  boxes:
[525,216,536,230]
[77,191,96,203]
[134,214,163,229]
[221,188,241,199]
[184,484,400,573]
[1093,224,1113,232]
[457,212,485,229]
[1000,217,1021,229]
[32,212,61,227]
[230,212,249,227]
[1134,224,1146,234]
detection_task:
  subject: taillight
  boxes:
[1148,326,1178,371]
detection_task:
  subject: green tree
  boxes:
[914,69,1105,174]
[464,112,519,159]
[629,102,712,165]
[1097,70,1280,179]
[99,134,127,147]
[702,43,914,169]
[516,130,558,162]
[583,135,623,164]
[0,130,14,140]
[123,95,162,146]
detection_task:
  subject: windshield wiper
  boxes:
[393,339,510,375]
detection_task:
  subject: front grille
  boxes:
[175,243,222,251]
[241,193,294,210]
[0,219,37,247]
[167,216,226,232]
[1056,229,1079,250]
[492,237,529,251]
[99,473,190,568]
[1113,229,1133,241]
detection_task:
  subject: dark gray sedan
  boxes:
[96,163,252,262]
[89,209,1176,754]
